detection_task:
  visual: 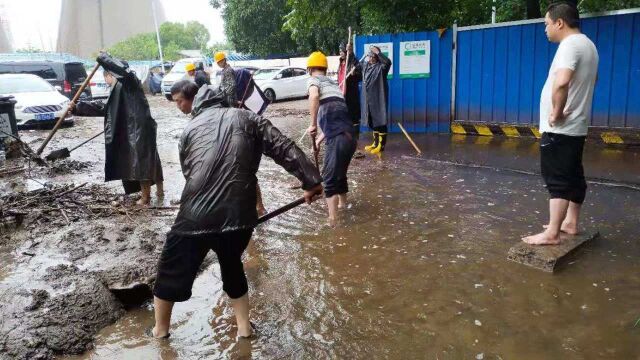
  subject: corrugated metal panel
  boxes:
[455,12,640,129]
[355,30,452,133]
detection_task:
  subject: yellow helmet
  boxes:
[214,52,226,63]
[185,63,196,72]
[307,51,328,69]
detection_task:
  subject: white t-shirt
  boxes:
[539,33,599,136]
[307,75,344,101]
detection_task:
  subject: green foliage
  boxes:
[211,0,297,57]
[107,21,210,61]
[212,0,640,56]
[14,46,43,53]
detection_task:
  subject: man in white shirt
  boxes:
[523,2,599,245]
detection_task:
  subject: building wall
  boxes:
[57,0,165,58]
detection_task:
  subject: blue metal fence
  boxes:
[455,10,640,129]
[355,30,453,133]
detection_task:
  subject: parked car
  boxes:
[252,67,309,102]
[89,70,110,99]
[161,57,209,100]
[0,74,73,129]
[0,61,92,100]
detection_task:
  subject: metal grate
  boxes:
[23,105,62,113]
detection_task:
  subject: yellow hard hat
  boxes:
[214,52,226,63]
[185,63,196,72]
[307,51,328,69]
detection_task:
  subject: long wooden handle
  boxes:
[69,130,104,152]
[397,122,422,155]
[257,194,321,224]
[311,133,319,170]
[343,26,352,95]
[36,63,101,155]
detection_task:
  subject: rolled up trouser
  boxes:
[540,132,587,204]
[323,132,357,197]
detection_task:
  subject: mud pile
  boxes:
[0,181,189,359]
[46,159,92,175]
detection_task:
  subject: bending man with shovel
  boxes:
[151,81,322,339]
[71,52,164,206]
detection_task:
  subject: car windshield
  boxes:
[0,76,54,93]
[171,60,199,74]
[253,68,280,80]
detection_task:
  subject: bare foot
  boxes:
[522,231,561,245]
[328,216,338,228]
[136,198,150,206]
[237,321,256,339]
[542,223,578,235]
[257,206,267,217]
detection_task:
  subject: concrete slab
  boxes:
[507,231,599,272]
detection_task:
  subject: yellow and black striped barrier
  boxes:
[451,122,640,145]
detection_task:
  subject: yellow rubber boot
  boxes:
[369,132,386,154]
[364,131,378,152]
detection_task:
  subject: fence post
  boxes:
[450,23,458,126]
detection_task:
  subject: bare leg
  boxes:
[230,293,253,337]
[338,193,348,209]
[326,195,339,227]
[256,184,266,217]
[542,201,581,234]
[523,198,569,245]
[156,181,164,199]
[136,181,151,206]
[152,296,174,337]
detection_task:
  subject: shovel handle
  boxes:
[69,130,105,152]
[257,194,321,224]
[36,63,101,155]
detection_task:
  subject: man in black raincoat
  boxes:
[361,46,392,154]
[151,80,323,339]
[337,42,363,158]
[73,53,163,205]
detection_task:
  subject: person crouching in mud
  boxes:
[72,52,163,205]
[150,80,323,339]
[306,51,357,227]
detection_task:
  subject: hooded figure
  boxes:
[151,82,323,340]
[360,46,392,154]
[338,42,362,129]
[73,53,163,204]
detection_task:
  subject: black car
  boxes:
[0,61,92,100]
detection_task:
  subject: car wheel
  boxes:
[264,89,276,103]
[165,94,173,101]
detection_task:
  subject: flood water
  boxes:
[10,98,639,359]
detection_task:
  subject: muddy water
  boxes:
[49,99,639,359]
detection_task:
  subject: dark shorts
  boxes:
[323,132,356,197]
[153,229,253,302]
[540,132,587,204]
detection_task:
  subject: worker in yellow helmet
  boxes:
[185,62,210,88]
[214,52,237,108]
[306,51,356,227]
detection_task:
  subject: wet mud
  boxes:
[1,96,639,359]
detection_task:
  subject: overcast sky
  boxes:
[0,0,225,51]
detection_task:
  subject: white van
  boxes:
[161,57,210,100]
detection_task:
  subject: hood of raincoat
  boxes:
[171,87,322,235]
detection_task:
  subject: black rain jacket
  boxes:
[74,53,163,192]
[171,86,322,235]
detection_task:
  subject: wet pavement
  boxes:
[2,97,639,359]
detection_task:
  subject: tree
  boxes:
[210,0,297,57]
[212,0,640,56]
[106,21,211,61]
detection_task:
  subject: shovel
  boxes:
[257,194,321,224]
[45,130,104,161]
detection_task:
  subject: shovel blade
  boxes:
[45,148,71,161]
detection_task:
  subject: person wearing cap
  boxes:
[186,62,210,88]
[337,42,363,158]
[151,80,323,339]
[361,46,392,154]
[71,52,164,205]
[306,51,357,227]
[214,52,237,107]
